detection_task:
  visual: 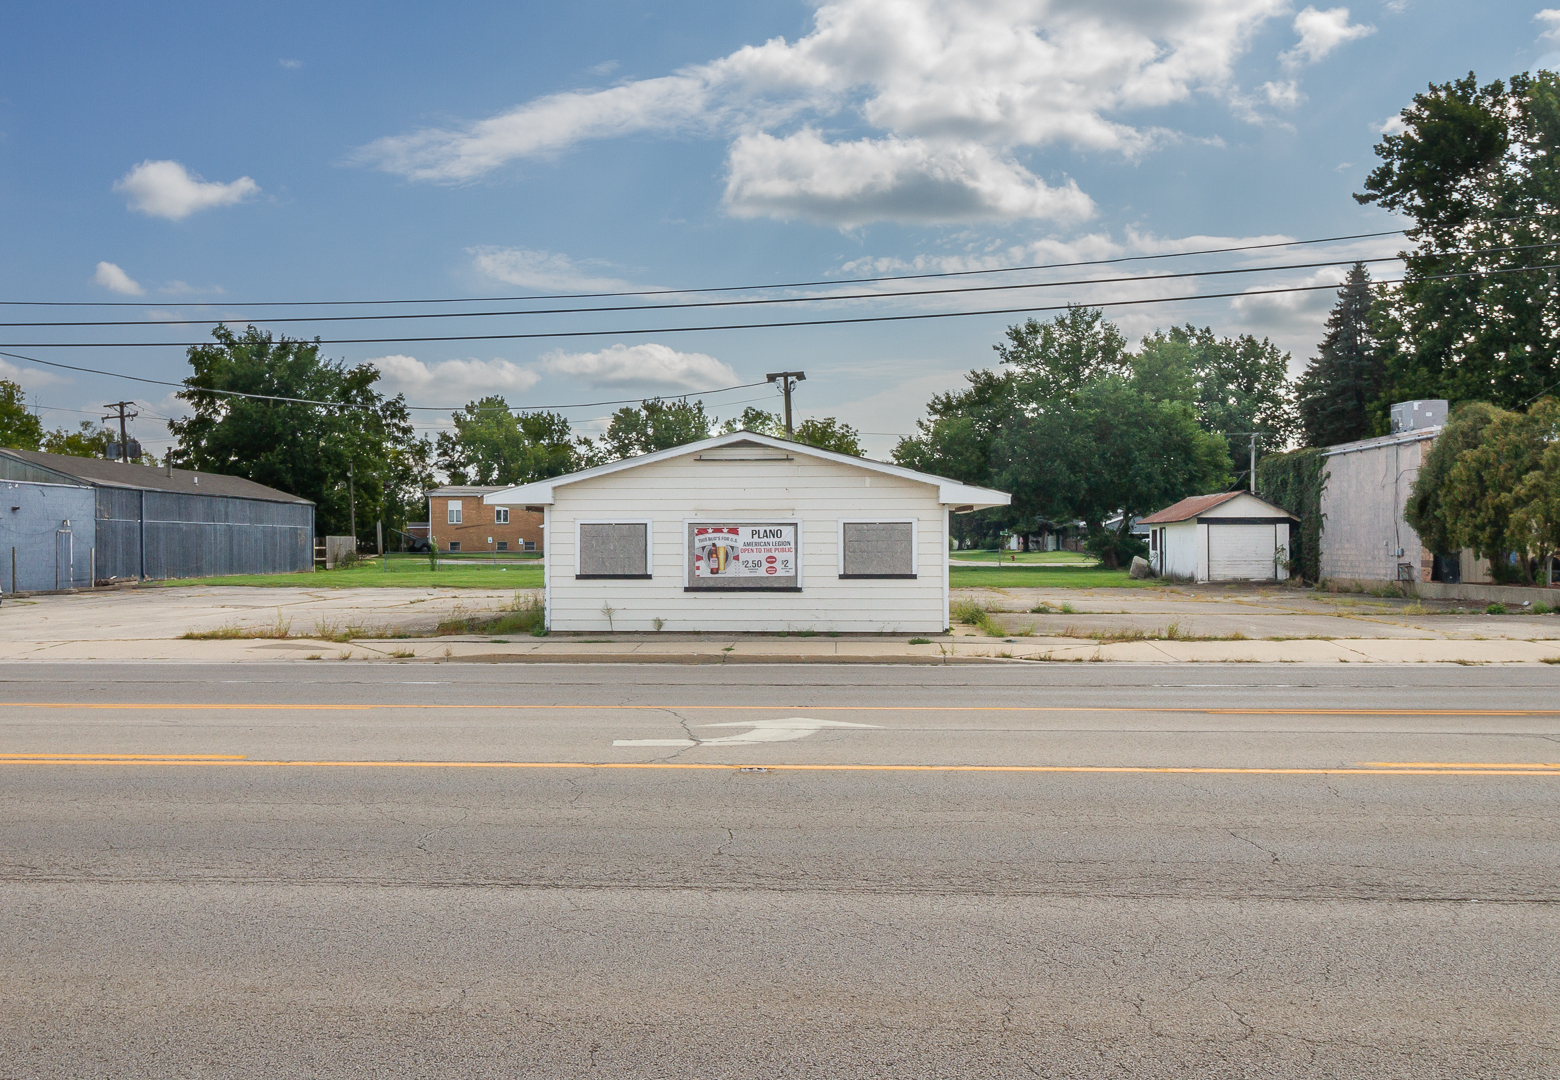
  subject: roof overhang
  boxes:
[483,431,1010,511]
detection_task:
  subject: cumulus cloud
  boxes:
[724,130,1093,226]
[0,356,66,388]
[1280,7,1374,69]
[1539,10,1560,42]
[368,355,541,402]
[357,0,1293,226]
[542,343,738,390]
[469,247,639,292]
[113,160,260,220]
[279,58,303,69]
[1377,114,1408,136]
[1262,80,1304,108]
[93,261,143,295]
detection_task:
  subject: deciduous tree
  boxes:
[435,397,580,485]
[0,379,42,450]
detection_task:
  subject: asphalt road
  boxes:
[3,662,1558,1078]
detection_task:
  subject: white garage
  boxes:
[1141,492,1297,583]
[484,431,1010,633]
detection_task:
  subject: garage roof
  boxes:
[1140,491,1296,524]
[0,449,313,504]
[484,430,1011,510]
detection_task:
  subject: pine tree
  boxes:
[1295,263,1384,447]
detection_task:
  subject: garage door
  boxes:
[1208,523,1278,581]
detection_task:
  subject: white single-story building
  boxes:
[1140,492,1297,582]
[484,431,1010,633]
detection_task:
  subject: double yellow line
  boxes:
[2,753,1557,775]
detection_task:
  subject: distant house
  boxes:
[0,448,313,590]
[1140,491,1297,582]
[425,485,543,554]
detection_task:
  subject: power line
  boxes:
[0,229,1412,309]
[3,251,1476,330]
[0,350,770,413]
[5,261,1557,350]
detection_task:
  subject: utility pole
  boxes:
[765,371,806,437]
[348,459,356,549]
[1229,432,1260,494]
[102,401,137,462]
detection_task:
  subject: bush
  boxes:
[1486,602,1508,615]
[1084,527,1146,568]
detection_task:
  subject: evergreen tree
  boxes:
[1294,263,1384,447]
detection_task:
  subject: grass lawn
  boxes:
[166,558,544,590]
[948,550,1097,564]
[949,565,1153,589]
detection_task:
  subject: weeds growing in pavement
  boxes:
[435,592,546,637]
[181,608,294,640]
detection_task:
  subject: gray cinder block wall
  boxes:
[1319,431,1435,583]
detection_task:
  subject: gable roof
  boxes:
[0,449,313,504]
[483,430,1010,510]
[1139,491,1296,524]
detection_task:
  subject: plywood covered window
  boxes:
[839,520,916,578]
[577,522,651,578]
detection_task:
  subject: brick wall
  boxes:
[427,496,543,554]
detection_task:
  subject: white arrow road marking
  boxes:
[613,717,880,748]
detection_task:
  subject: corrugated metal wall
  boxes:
[1,481,97,591]
[95,489,314,580]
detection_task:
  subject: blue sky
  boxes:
[3,0,1558,460]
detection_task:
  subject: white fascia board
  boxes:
[483,429,1012,508]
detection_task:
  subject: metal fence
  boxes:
[95,488,314,580]
[0,481,96,592]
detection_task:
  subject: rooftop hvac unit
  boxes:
[1390,400,1447,434]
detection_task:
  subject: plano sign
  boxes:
[688,524,798,589]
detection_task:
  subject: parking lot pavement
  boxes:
[1,581,1558,663]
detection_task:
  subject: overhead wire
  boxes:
[0,228,1412,309]
[5,260,1559,350]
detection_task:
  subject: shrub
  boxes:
[1486,602,1508,615]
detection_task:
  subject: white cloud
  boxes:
[1280,7,1374,69]
[1377,114,1407,136]
[724,129,1093,226]
[1262,80,1304,108]
[0,356,67,389]
[1538,10,1560,43]
[587,60,620,76]
[113,160,260,220]
[92,261,143,295]
[279,58,303,69]
[367,355,541,403]
[357,0,1292,226]
[542,343,738,390]
[469,247,638,292]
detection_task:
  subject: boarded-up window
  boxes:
[578,523,649,577]
[841,522,915,577]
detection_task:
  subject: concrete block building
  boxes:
[426,486,543,554]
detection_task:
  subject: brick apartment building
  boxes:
[425,486,543,554]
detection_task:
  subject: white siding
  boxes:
[544,450,949,633]
[1158,521,1200,579]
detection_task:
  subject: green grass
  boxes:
[948,550,1097,565]
[165,557,544,590]
[949,565,1148,589]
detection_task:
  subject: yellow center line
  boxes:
[1,703,1558,716]
[0,756,1557,776]
[1359,761,1560,768]
[0,752,246,760]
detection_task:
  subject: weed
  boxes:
[1060,602,1077,614]
[1486,603,1508,615]
[1011,623,1035,637]
[336,649,352,660]
[997,650,1014,658]
[181,608,294,641]
[489,638,509,644]
[949,599,986,624]
[723,644,735,652]
[442,645,453,658]
[600,603,617,632]
[305,653,322,660]
[1030,602,1055,614]
[1541,656,1560,665]
[388,648,416,659]
[435,593,546,637]
[796,629,818,637]
[827,631,841,637]
[908,637,932,645]
[652,617,666,631]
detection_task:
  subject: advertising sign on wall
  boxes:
[687,523,798,589]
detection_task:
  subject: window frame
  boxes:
[447,541,460,552]
[494,507,510,524]
[681,518,804,592]
[574,518,654,580]
[837,517,918,579]
[446,500,462,525]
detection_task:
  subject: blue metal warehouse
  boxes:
[0,449,314,591]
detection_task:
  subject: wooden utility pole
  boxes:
[765,371,807,437]
[101,401,137,462]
